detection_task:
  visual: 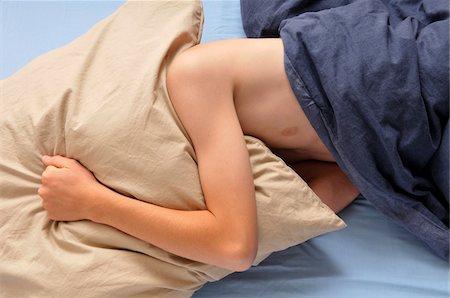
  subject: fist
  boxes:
[38,155,100,221]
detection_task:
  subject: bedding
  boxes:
[196,197,450,298]
[0,1,345,297]
[241,0,450,260]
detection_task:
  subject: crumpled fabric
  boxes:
[241,0,449,260]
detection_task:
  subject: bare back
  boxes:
[168,38,358,216]
[182,39,334,163]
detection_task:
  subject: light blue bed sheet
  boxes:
[1,1,448,297]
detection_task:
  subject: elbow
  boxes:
[232,249,257,272]
[220,239,258,272]
[214,218,258,272]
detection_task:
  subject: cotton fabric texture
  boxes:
[241,0,449,260]
[0,1,345,297]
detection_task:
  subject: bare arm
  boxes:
[38,46,257,271]
[39,157,255,272]
[165,45,258,268]
[289,160,359,213]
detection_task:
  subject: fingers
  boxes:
[44,165,60,172]
[41,155,72,168]
[41,165,60,184]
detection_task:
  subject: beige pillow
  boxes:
[0,1,345,297]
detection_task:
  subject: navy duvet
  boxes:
[241,0,449,259]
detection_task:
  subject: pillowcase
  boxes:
[0,1,345,297]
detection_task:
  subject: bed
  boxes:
[1,1,448,297]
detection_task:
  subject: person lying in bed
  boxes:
[38,38,359,272]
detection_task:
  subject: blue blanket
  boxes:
[241,0,449,259]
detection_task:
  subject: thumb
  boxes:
[42,155,69,169]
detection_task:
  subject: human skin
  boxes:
[38,38,359,272]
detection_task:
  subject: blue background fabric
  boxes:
[241,0,449,260]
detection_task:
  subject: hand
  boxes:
[38,155,101,221]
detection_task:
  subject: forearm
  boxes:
[88,185,251,271]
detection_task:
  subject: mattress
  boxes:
[1,1,448,297]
